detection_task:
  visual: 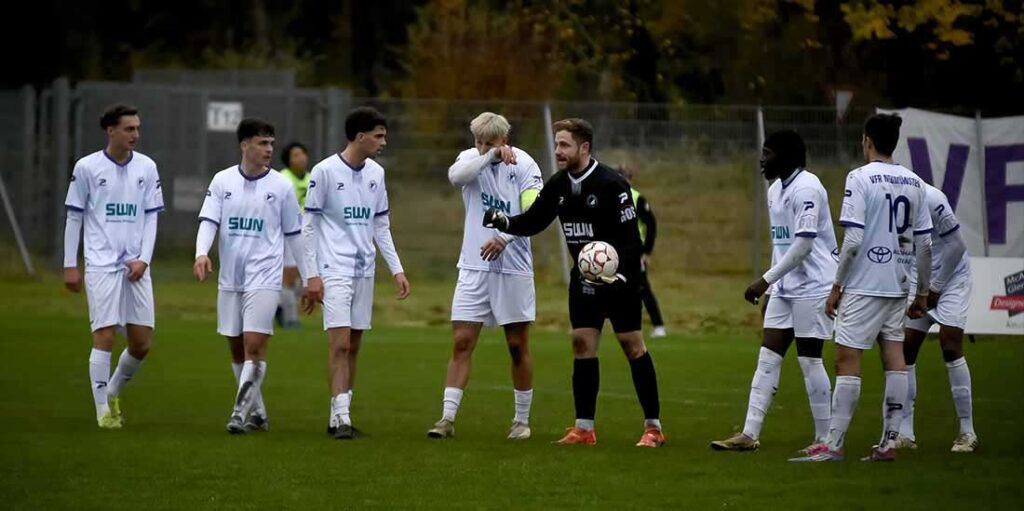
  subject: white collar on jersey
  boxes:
[237,164,272,181]
[103,150,134,167]
[568,158,598,184]
[781,167,804,189]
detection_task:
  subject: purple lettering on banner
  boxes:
[907,138,969,210]
[985,144,1024,245]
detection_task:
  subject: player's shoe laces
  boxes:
[243,414,269,432]
[788,443,843,462]
[651,326,667,339]
[636,427,666,448]
[860,445,896,462]
[427,419,455,439]
[893,435,917,450]
[795,439,827,456]
[710,432,759,451]
[507,422,531,440]
[107,396,124,427]
[951,432,979,453]
[554,426,597,445]
[226,414,245,434]
[333,424,359,440]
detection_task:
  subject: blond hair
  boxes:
[470,112,511,141]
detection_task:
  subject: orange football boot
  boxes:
[555,426,597,445]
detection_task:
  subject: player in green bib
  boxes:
[277,142,311,328]
[618,165,666,338]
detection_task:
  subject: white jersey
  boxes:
[918,183,971,287]
[198,166,302,292]
[455,147,544,276]
[766,169,839,299]
[64,150,164,271]
[304,154,391,278]
[840,161,933,297]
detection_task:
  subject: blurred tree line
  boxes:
[7,0,1021,113]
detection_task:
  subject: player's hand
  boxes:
[394,272,411,300]
[63,267,82,293]
[193,256,213,282]
[908,294,928,319]
[126,260,148,282]
[492,146,517,165]
[483,208,510,232]
[927,290,940,310]
[480,236,508,261]
[825,284,843,319]
[303,276,324,314]
[744,277,770,305]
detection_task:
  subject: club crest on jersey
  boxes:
[508,172,516,182]
[266,192,275,202]
[867,246,893,264]
[586,195,598,208]
[369,180,378,191]
[137,177,145,188]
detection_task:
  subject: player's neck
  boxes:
[868,151,894,164]
[340,146,367,169]
[104,145,131,165]
[240,159,265,176]
[569,155,592,176]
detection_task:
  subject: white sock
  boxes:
[645,418,662,431]
[89,349,112,419]
[827,375,861,451]
[107,350,143,399]
[513,389,533,424]
[232,362,243,382]
[252,361,267,418]
[279,286,299,324]
[232,361,257,417]
[442,387,463,422]
[332,392,352,426]
[900,364,917,439]
[880,370,909,450]
[946,357,975,435]
[742,347,784,440]
[798,356,832,442]
[329,398,338,428]
[575,419,595,431]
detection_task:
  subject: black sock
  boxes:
[573,358,600,421]
[629,351,660,420]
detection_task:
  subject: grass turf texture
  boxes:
[1,279,1022,510]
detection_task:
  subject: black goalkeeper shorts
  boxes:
[568,277,642,333]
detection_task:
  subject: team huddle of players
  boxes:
[63,104,976,460]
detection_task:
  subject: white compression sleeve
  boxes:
[302,213,321,279]
[284,233,310,282]
[448,149,495,187]
[64,210,83,268]
[374,213,404,275]
[762,235,813,285]
[139,211,158,265]
[833,227,864,287]
[195,220,217,259]
[932,229,966,292]
[914,233,932,296]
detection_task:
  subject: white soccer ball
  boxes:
[577,241,619,283]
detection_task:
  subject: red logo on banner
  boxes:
[991,295,1024,312]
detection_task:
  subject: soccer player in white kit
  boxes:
[895,183,978,453]
[426,112,543,440]
[63,104,163,429]
[302,107,410,440]
[194,118,308,434]
[792,114,933,462]
[710,130,836,453]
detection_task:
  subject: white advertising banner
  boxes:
[963,257,1024,335]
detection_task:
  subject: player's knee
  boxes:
[452,335,475,358]
[507,341,528,364]
[619,340,645,359]
[794,339,823,358]
[941,347,963,362]
[570,335,590,356]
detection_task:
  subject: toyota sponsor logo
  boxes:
[867,246,893,264]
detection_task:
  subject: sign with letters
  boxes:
[207,102,243,132]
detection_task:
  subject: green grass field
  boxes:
[1,277,1023,510]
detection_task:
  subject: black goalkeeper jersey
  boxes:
[504,159,644,286]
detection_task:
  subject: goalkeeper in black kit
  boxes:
[484,118,665,447]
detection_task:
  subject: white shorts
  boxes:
[322,275,375,330]
[451,269,536,327]
[763,295,833,339]
[217,289,279,336]
[835,293,906,349]
[85,269,155,332]
[906,275,971,332]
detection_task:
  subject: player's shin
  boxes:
[513,389,532,425]
[442,387,463,422]
[107,349,143,399]
[89,349,112,419]
[946,357,975,435]
[827,375,862,451]
[232,361,259,418]
[900,364,917,439]
[797,356,832,442]
[880,370,909,450]
[572,358,600,430]
[628,351,661,429]
[742,347,783,440]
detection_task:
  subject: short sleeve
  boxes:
[304,166,326,214]
[839,172,866,229]
[65,163,89,212]
[281,183,302,236]
[912,187,934,236]
[791,186,822,237]
[144,164,165,213]
[930,192,958,237]
[198,176,223,225]
[375,175,390,217]
[517,158,544,194]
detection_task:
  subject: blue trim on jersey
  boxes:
[939,224,961,237]
[65,204,85,212]
[237,164,272,181]
[103,150,133,167]
[781,168,803,189]
[284,230,301,237]
[338,154,365,172]
[794,232,817,238]
[304,207,323,213]
[374,209,390,217]
[144,206,164,213]
[839,220,864,229]
[198,216,220,226]
[913,227,933,235]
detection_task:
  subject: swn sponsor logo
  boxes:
[344,206,372,220]
[228,217,264,232]
[482,193,511,214]
[770,225,790,241]
[105,203,137,217]
[563,222,593,238]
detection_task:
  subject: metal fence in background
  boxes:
[0,78,874,269]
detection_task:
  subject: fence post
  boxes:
[543,102,571,286]
[751,106,766,279]
[975,109,989,256]
[20,85,35,243]
[52,77,71,268]
[325,87,345,151]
